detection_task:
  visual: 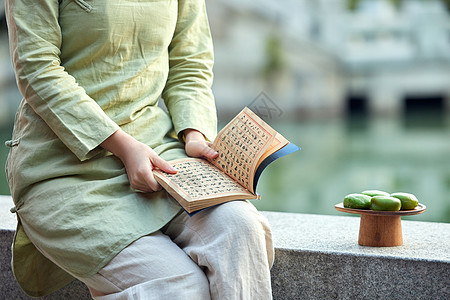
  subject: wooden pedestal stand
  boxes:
[335,203,426,247]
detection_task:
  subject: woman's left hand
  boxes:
[183,129,219,159]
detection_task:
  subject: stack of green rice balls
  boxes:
[343,190,419,211]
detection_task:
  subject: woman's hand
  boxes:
[183,129,218,159]
[101,129,177,192]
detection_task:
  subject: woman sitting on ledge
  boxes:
[4,0,274,298]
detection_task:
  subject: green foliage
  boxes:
[347,0,359,11]
[443,0,450,10]
[262,33,284,78]
[388,0,402,9]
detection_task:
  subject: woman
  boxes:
[5,0,274,299]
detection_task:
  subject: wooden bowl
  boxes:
[335,203,426,247]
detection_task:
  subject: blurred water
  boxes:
[251,115,450,223]
[1,115,449,223]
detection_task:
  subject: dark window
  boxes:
[403,94,445,129]
[346,94,369,118]
[346,94,369,131]
[404,95,444,114]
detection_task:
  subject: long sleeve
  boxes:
[162,0,217,141]
[6,0,119,161]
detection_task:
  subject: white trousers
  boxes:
[77,200,274,300]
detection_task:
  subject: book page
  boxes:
[256,132,289,168]
[154,158,251,202]
[208,107,277,193]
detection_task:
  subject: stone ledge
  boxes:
[1,195,449,299]
[265,211,450,299]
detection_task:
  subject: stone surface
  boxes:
[1,195,17,231]
[1,196,449,299]
[262,211,450,300]
[261,211,450,262]
[271,250,449,300]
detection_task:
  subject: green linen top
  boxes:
[5,0,217,296]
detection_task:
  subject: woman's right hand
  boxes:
[100,129,177,192]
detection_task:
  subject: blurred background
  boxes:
[1,0,449,222]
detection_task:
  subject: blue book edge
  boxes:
[253,142,301,192]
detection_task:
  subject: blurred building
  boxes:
[208,0,450,118]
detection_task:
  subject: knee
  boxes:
[209,201,274,266]
[213,201,270,235]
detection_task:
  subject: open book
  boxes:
[154,107,300,214]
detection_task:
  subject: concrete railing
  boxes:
[1,195,449,299]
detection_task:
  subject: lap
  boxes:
[163,200,274,266]
[48,200,273,299]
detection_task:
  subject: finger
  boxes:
[129,167,161,192]
[142,171,162,192]
[152,156,177,174]
[131,184,154,193]
[202,144,218,159]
